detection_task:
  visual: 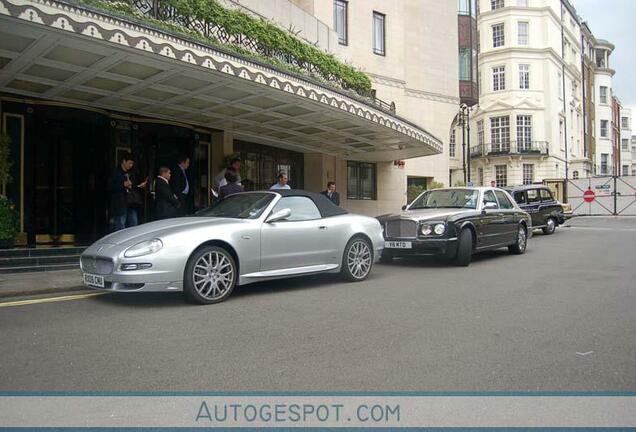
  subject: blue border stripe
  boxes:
[1,392,636,396]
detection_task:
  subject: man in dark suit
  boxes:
[154,167,180,220]
[108,153,147,231]
[170,155,190,216]
[321,181,340,206]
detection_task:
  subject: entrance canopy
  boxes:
[0,0,442,161]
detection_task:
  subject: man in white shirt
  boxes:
[214,157,242,189]
[270,172,291,190]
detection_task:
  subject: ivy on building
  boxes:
[77,0,372,96]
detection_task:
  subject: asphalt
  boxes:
[0,216,634,391]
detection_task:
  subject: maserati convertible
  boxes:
[80,190,384,304]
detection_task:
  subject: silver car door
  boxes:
[260,196,335,271]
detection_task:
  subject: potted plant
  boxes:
[0,195,18,248]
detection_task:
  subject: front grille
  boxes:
[385,219,418,238]
[81,256,114,275]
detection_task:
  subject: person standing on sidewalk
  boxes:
[154,167,180,220]
[171,155,191,216]
[108,153,147,231]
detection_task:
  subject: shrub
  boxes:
[0,196,18,240]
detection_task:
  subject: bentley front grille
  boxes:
[385,219,418,238]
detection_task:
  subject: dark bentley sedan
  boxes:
[377,187,532,266]
[504,185,565,235]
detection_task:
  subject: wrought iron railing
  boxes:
[92,0,396,113]
[470,141,549,158]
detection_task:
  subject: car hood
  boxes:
[380,208,470,222]
[94,217,246,246]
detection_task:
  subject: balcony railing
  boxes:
[470,141,549,158]
[81,0,396,113]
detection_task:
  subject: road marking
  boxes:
[565,226,636,232]
[576,351,594,356]
[0,292,110,308]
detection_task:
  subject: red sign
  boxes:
[583,189,595,203]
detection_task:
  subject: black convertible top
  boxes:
[270,189,348,218]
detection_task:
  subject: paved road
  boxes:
[1,217,635,391]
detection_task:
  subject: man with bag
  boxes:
[108,153,147,231]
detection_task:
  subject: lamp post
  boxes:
[458,103,472,185]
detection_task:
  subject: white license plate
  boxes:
[83,273,105,288]
[385,241,412,249]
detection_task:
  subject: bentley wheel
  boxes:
[341,237,373,282]
[453,228,472,267]
[184,246,237,304]
[509,225,528,255]
[542,217,556,235]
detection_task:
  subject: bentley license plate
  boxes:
[385,241,412,249]
[83,273,105,288]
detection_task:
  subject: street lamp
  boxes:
[458,103,472,184]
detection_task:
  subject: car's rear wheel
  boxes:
[453,228,473,267]
[509,225,528,255]
[542,217,556,235]
[184,246,237,304]
[341,237,373,282]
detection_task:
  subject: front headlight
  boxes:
[420,224,433,236]
[434,223,446,235]
[124,239,163,258]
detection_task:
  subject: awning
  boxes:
[0,0,443,161]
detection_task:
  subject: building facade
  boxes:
[469,0,588,199]
[0,0,458,246]
[619,108,632,176]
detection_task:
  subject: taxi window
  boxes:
[527,189,540,203]
[540,188,553,202]
[513,191,527,204]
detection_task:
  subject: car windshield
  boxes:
[196,193,274,219]
[409,189,480,210]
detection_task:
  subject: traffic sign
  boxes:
[583,189,595,203]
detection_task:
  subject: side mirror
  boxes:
[482,202,498,212]
[266,208,291,223]
[401,205,408,211]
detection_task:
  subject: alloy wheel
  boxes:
[192,250,235,301]
[347,240,372,280]
[517,227,527,252]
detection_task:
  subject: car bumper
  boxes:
[382,237,458,258]
[81,264,183,292]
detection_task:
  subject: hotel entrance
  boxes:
[234,140,304,190]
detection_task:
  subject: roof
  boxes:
[503,184,550,192]
[268,189,348,218]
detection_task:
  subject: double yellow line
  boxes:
[0,292,110,308]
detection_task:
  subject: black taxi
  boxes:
[504,185,565,235]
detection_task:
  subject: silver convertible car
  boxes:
[81,190,384,304]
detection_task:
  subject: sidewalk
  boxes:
[0,269,89,299]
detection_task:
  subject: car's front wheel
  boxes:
[341,237,373,282]
[542,217,557,235]
[453,228,473,267]
[184,245,237,304]
[509,225,528,255]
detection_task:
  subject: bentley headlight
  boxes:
[420,224,433,236]
[434,223,446,235]
[124,239,163,258]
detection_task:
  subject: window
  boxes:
[600,86,608,104]
[459,47,471,81]
[491,0,504,9]
[347,161,376,200]
[621,116,629,129]
[540,188,553,202]
[516,115,532,151]
[558,72,562,96]
[519,64,529,89]
[523,164,534,184]
[517,0,528,6]
[477,120,485,146]
[513,191,527,204]
[483,190,499,207]
[372,12,385,56]
[559,119,564,150]
[600,120,608,138]
[601,153,608,174]
[478,167,484,186]
[449,129,456,157]
[527,189,540,203]
[573,170,579,179]
[492,65,505,91]
[571,79,577,98]
[334,0,348,45]
[492,23,505,47]
[271,196,321,221]
[491,116,510,152]
[623,139,629,151]
[622,165,630,176]
[495,165,507,187]
[495,190,514,209]
[518,22,528,45]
